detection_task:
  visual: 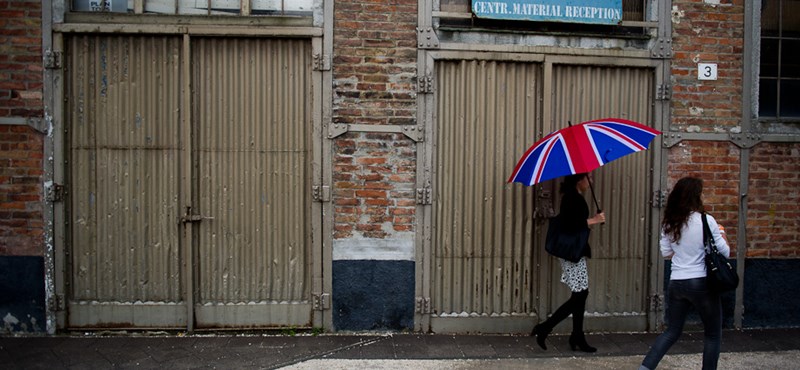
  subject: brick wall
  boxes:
[332,0,418,240]
[0,0,43,117]
[0,0,44,256]
[668,1,744,254]
[670,0,743,129]
[666,141,741,256]
[747,143,800,257]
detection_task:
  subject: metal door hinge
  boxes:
[417,72,434,94]
[313,185,331,202]
[416,187,432,205]
[45,182,64,202]
[656,84,671,100]
[313,293,331,311]
[313,53,331,71]
[48,294,66,311]
[651,190,667,208]
[44,50,62,69]
[415,297,431,314]
[648,294,663,312]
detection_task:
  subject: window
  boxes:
[71,0,313,16]
[759,0,800,120]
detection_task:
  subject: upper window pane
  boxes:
[782,0,800,37]
[762,0,780,37]
[71,0,314,15]
[759,0,800,119]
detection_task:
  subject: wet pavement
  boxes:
[2,328,799,369]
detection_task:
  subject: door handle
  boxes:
[180,206,214,223]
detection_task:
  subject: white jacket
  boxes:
[660,212,731,280]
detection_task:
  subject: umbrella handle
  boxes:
[588,180,604,224]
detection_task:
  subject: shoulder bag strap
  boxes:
[701,212,717,254]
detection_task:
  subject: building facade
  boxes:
[1,0,798,334]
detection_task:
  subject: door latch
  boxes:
[180,206,214,223]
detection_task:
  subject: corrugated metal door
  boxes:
[548,64,655,331]
[66,35,186,327]
[430,59,655,333]
[191,38,312,327]
[431,60,544,333]
[65,35,313,329]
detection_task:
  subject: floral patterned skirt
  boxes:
[560,257,589,292]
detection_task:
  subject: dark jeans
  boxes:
[641,277,722,370]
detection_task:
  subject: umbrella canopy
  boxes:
[508,118,662,186]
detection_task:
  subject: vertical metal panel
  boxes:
[66,35,185,325]
[550,65,654,321]
[192,38,311,324]
[434,60,543,317]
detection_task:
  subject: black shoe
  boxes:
[531,324,549,350]
[568,334,597,353]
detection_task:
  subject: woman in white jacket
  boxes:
[640,177,730,370]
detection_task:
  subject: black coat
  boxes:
[557,188,592,258]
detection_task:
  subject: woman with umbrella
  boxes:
[531,172,605,352]
[508,118,661,352]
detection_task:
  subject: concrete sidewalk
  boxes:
[2,328,799,369]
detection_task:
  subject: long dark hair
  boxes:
[560,173,588,193]
[662,177,704,243]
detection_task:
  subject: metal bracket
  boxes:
[656,84,671,101]
[0,117,47,133]
[312,293,331,311]
[312,53,331,71]
[45,183,64,203]
[729,133,762,149]
[44,50,62,69]
[312,185,331,202]
[416,187,432,205]
[327,123,350,139]
[327,123,424,142]
[650,38,672,59]
[415,297,431,314]
[417,27,440,49]
[662,133,684,148]
[417,72,434,94]
[401,125,424,142]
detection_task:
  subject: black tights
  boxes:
[541,289,589,336]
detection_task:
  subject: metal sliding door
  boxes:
[429,58,656,333]
[191,38,313,327]
[65,35,314,329]
[431,60,544,333]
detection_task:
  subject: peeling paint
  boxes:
[689,107,704,116]
[671,6,685,24]
[687,125,702,133]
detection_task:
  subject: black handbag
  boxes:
[545,216,590,263]
[702,213,739,292]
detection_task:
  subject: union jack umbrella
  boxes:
[507,118,661,208]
